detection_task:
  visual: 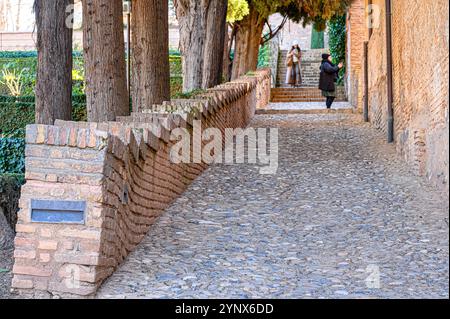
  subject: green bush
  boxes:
[169,55,182,76]
[0,95,88,138]
[0,138,25,174]
[0,51,83,58]
[328,14,347,85]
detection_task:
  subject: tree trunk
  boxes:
[34,0,73,125]
[202,0,227,89]
[15,0,21,30]
[174,0,209,92]
[0,1,6,31]
[131,0,170,112]
[223,24,237,83]
[231,7,264,80]
[83,0,129,122]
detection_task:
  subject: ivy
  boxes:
[0,138,25,174]
[257,43,270,68]
[328,14,347,85]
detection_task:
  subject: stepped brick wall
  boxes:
[10,69,271,298]
[365,0,449,190]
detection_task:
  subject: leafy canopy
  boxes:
[227,0,250,23]
[230,0,352,29]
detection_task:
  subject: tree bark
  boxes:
[223,24,237,83]
[131,0,170,112]
[15,0,22,30]
[34,0,73,125]
[83,0,129,122]
[202,0,228,89]
[231,7,264,80]
[0,1,7,31]
[174,0,209,92]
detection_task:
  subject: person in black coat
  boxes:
[319,53,343,109]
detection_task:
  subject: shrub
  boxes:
[0,95,88,138]
[169,55,182,76]
[0,51,83,59]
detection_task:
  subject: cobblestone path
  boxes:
[97,112,449,299]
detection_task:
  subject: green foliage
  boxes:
[257,43,270,68]
[278,0,352,31]
[227,0,250,23]
[169,55,182,76]
[251,0,293,22]
[311,28,325,49]
[0,99,35,138]
[170,76,183,97]
[328,14,347,85]
[0,138,25,174]
[0,95,87,138]
[0,51,83,58]
[172,88,206,100]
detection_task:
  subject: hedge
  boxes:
[0,50,182,59]
[0,95,87,138]
[0,51,82,59]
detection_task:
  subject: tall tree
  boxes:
[231,6,265,79]
[34,0,73,125]
[132,0,170,112]
[83,0,129,122]
[175,0,229,92]
[0,1,7,31]
[202,0,228,88]
[223,0,249,81]
[15,0,22,31]
[174,0,209,92]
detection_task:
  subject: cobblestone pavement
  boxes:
[97,112,449,299]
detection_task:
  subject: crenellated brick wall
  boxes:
[11,69,271,298]
[363,0,449,189]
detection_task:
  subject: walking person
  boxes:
[285,42,302,88]
[319,53,343,109]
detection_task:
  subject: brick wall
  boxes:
[346,0,368,110]
[11,69,271,298]
[365,0,449,189]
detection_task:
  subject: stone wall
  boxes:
[268,14,329,50]
[365,0,449,189]
[10,69,271,298]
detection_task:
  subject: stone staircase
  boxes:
[276,49,327,87]
[271,87,346,103]
[273,48,347,103]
